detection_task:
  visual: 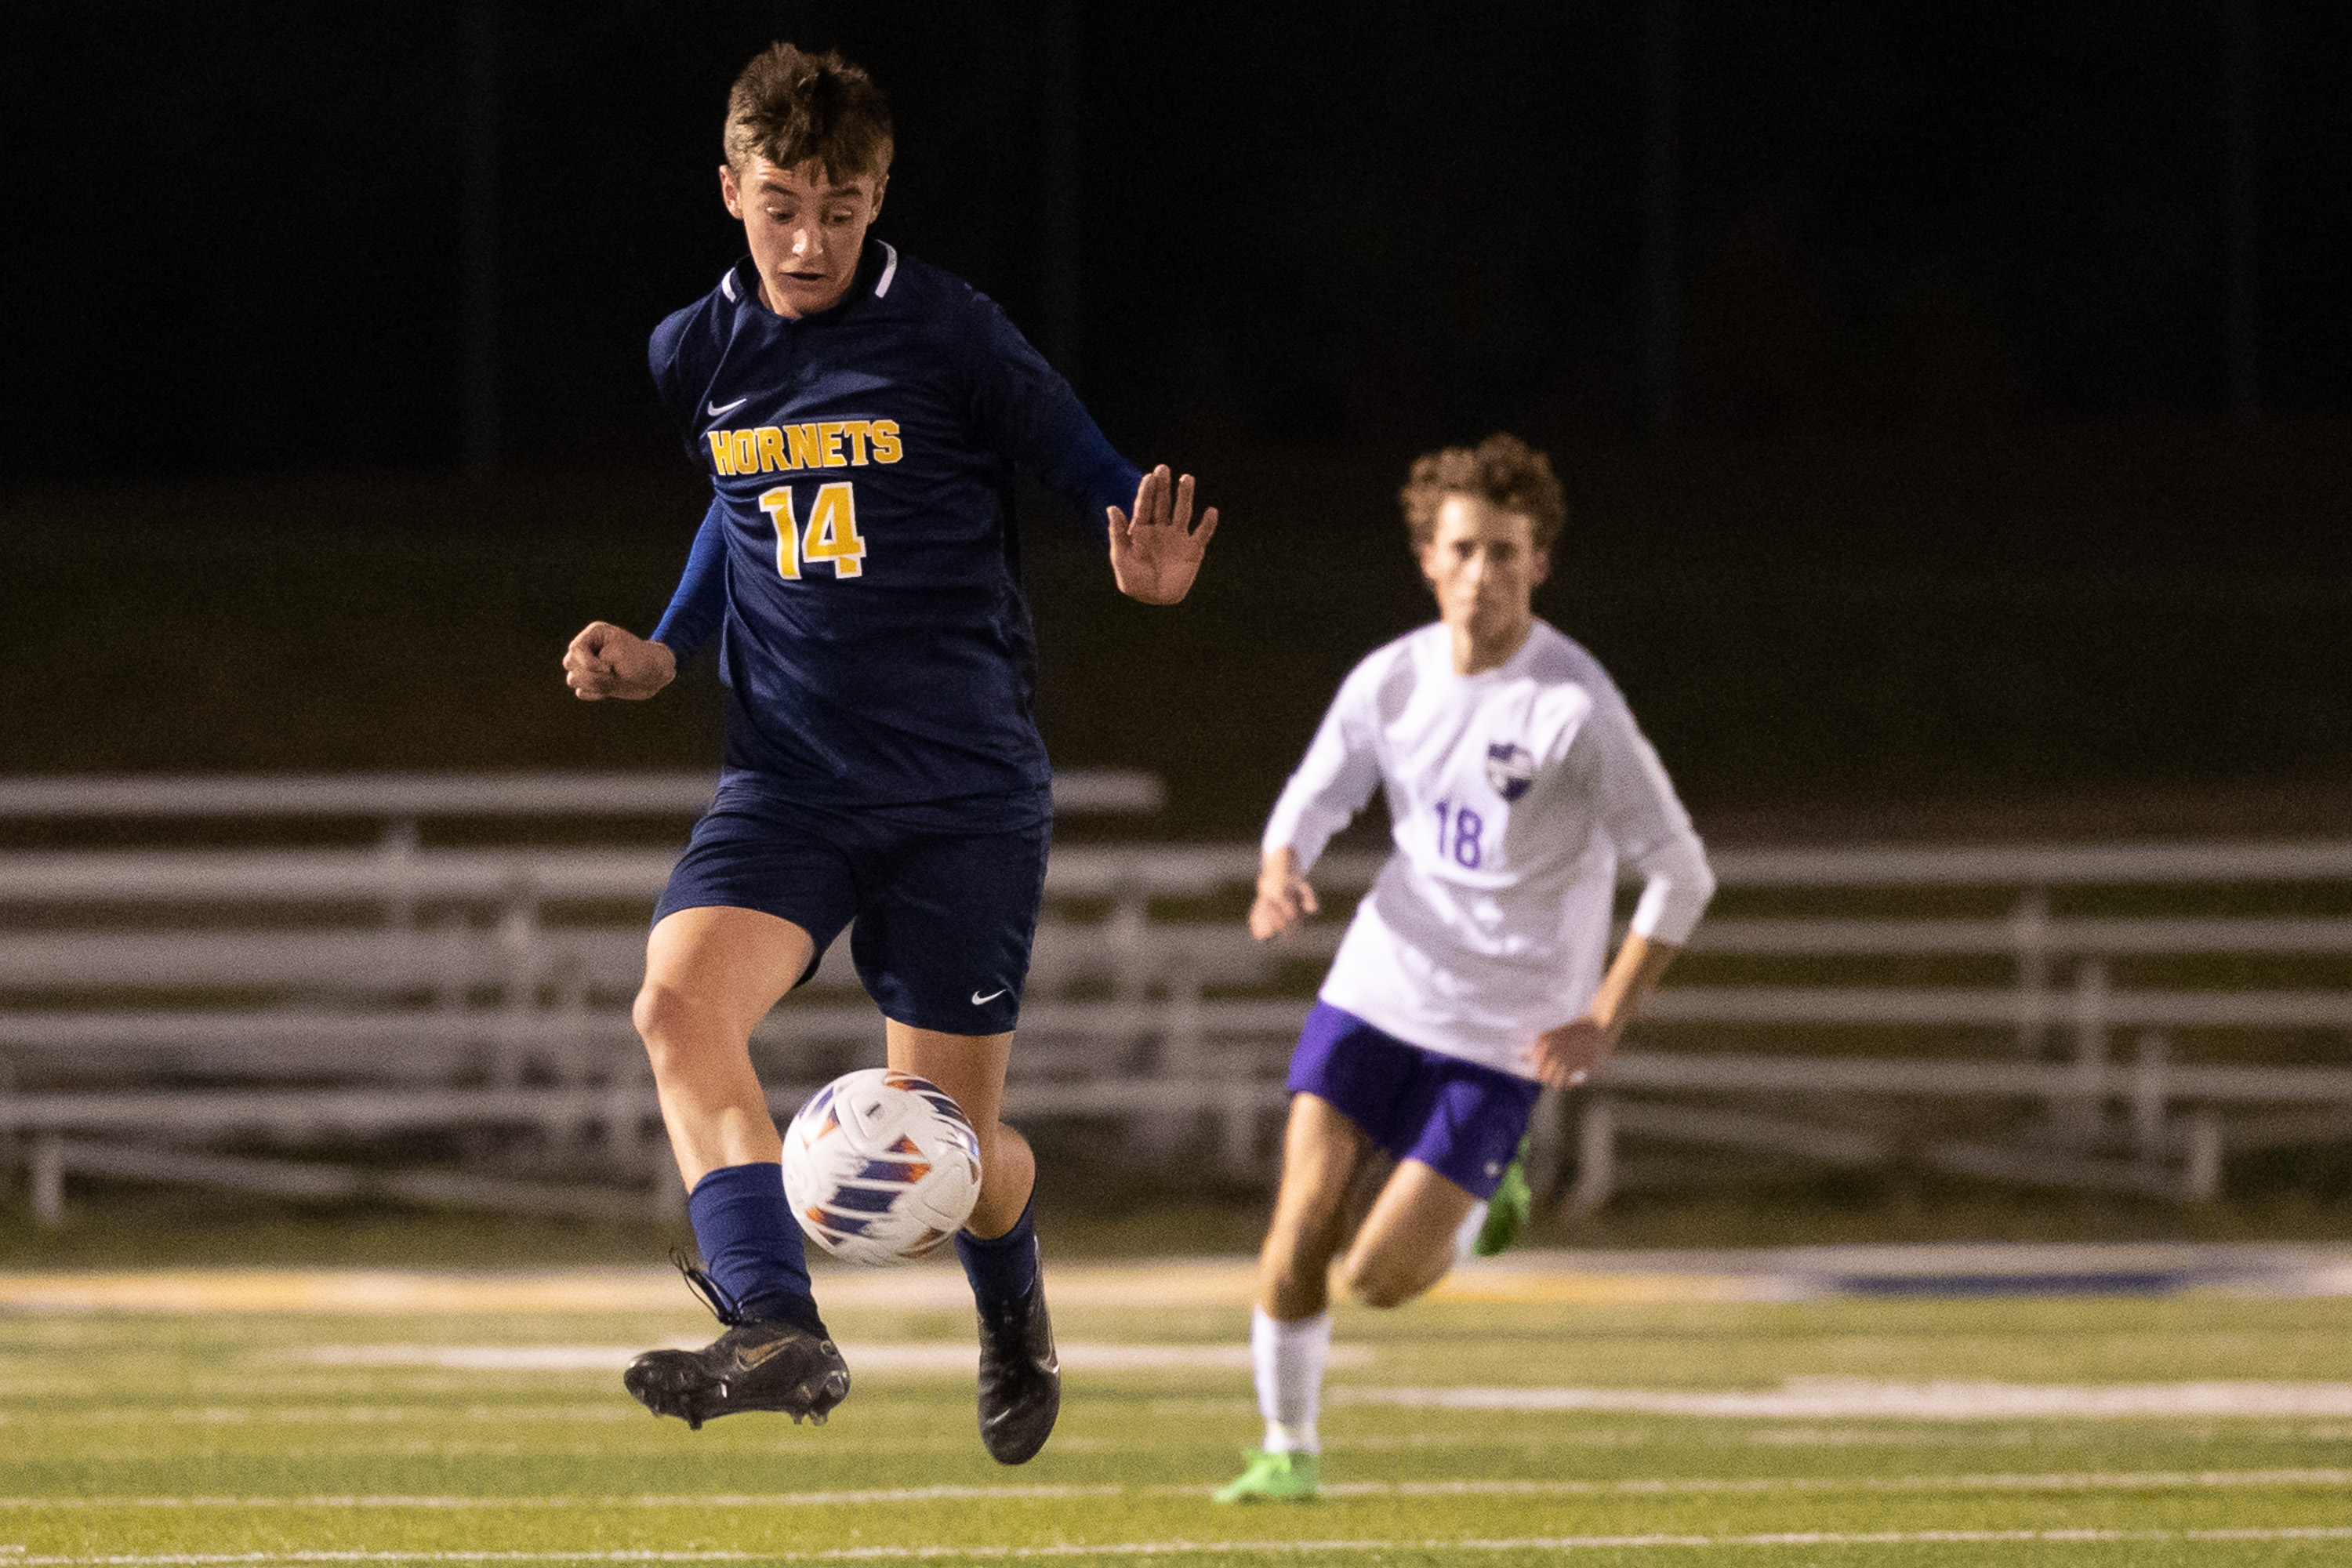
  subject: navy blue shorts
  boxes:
[653,774,1051,1036]
[1287,1001,1540,1200]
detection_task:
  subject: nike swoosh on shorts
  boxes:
[971,989,1009,1006]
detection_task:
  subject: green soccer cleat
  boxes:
[1214,1447,1321,1503]
[1473,1138,1534,1257]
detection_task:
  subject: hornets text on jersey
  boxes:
[647,238,1142,827]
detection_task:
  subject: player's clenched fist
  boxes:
[564,622,677,701]
[1249,847,1319,940]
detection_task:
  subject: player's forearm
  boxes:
[1588,933,1680,1035]
[1261,797,1349,877]
[648,503,728,664]
[1261,725,1377,873]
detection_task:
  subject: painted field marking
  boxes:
[6,1467,2348,1511]
[17,1527,2352,1563]
[283,1352,2352,1413]
[1319,1467,2352,1498]
[0,1264,1269,1316]
[4,1406,642,1427]
[299,1344,1368,1374]
[20,1388,2352,1438]
[1345,1377,2352,1419]
[12,1247,2352,1316]
[0,1488,1115,1512]
[306,1348,676,1373]
[0,1264,1752,1316]
[0,1272,694,1316]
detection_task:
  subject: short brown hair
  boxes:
[724,43,894,185]
[1399,433,1567,554]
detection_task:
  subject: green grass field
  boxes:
[8,1265,2352,1565]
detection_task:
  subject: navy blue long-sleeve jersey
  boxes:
[647,240,1142,829]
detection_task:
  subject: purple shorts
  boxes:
[1286,1001,1540,1200]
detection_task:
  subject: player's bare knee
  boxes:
[971,1115,1012,1160]
[1345,1275,1417,1311]
[1340,1250,1439,1311]
[1260,1240,1323,1305]
[1262,1196,1337,1274]
[1261,1243,1330,1319]
[971,1116,1025,1176]
[631,981,719,1071]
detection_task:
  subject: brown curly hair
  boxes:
[1399,434,1567,554]
[724,43,894,185]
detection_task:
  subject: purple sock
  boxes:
[956,1190,1040,1311]
[686,1162,822,1334]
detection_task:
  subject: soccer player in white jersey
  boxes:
[1214,434,1714,1503]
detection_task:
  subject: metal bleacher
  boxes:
[4,773,2350,1230]
[1581,840,2352,1212]
[0,770,1319,1228]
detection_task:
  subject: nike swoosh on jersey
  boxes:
[971,988,1009,1006]
[706,396,750,419]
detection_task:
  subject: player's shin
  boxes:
[1251,1305,1333,1454]
[1218,1307,1330,1501]
[956,1187,1040,1310]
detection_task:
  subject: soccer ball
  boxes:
[781,1068,984,1266]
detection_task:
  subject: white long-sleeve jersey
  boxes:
[1262,620,1715,1077]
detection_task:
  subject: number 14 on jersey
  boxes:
[758,483,867,579]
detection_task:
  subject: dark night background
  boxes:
[4,0,2348,839]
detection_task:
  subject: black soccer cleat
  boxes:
[624,1253,850,1431]
[974,1279,1060,1465]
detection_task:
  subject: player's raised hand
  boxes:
[1249,847,1319,941]
[1526,1017,1619,1090]
[1109,465,1219,604]
[564,622,677,702]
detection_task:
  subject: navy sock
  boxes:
[686,1162,823,1334]
[956,1190,1040,1312]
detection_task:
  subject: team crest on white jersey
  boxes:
[1485,742,1537,802]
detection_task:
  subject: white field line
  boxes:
[21,1382,2352,1430]
[289,1353,2347,1414]
[1345,1377,2352,1419]
[0,1406,639,1426]
[5,1468,2349,1510]
[0,1488,1113,1512]
[19,1406,2352,1448]
[16,1528,2352,1562]
[299,1344,1370,1374]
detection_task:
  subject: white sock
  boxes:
[1454,1200,1491,1266]
[1251,1305,1332,1455]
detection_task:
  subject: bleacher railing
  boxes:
[2,775,2348,1228]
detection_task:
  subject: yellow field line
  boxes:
[5,1468,2349,1510]
[15,1526,2352,1562]
[0,1261,1755,1314]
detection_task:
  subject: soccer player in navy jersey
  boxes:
[560,43,1217,1465]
